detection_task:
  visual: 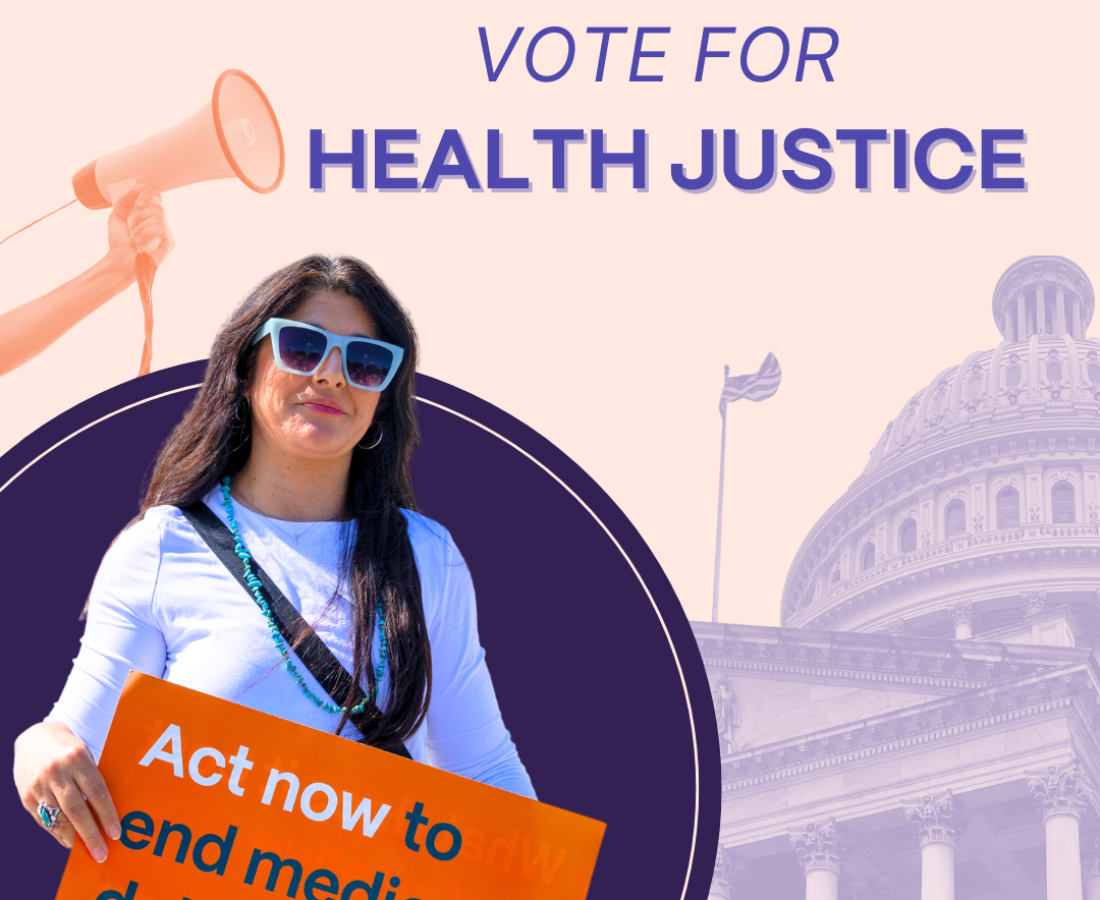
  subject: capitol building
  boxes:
[694,257,1100,900]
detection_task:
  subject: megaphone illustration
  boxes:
[61,68,284,377]
[0,70,284,381]
[72,69,285,210]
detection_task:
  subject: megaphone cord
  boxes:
[0,199,78,247]
[135,252,157,377]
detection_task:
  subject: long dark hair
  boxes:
[142,255,430,747]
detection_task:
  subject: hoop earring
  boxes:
[233,397,250,425]
[230,429,252,453]
[230,397,251,452]
[357,427,384,450]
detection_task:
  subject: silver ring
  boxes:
[36,800,60,831]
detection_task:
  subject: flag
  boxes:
[719,353,782,413]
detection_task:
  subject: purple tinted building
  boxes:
[695,256,1100,900]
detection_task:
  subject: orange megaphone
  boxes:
[72,69,284,209]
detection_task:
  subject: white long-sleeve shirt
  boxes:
[46,489,535,799]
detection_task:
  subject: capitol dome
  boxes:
[781,255,1100,640]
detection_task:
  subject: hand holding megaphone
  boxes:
[0,69,282,380]
[107,179,175,268]
[103,179,174,377]
[71,68,284,377]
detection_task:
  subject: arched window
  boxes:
[899,519,917,553]
[1047,360,1063,383]
[1052,483,1076,524]
[899,407,917,442]
[1005,364,1021,387]
[1088,362,1100,384]
[996,488,1020,529]
[861,543,876,572]
[965,372,983,400]
[930,390,948,421]
[945,500,966,538]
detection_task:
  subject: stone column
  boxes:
[709,846,747,900]
[1037,281,1047,333]
[1083,832,1100,900]
[1073,294,1084,340]
[1027,761,1096,900]
[904,790,964,900]
[1057,284,1067,335]
[951,601,975,639]
[1018,292,1028,339]
[790,818,847,900]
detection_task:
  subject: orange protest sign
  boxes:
[56,673,605,900]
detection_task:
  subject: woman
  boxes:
[13,254,534,865]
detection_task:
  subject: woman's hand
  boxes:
[105,178,175,271]
[14,720,121,861]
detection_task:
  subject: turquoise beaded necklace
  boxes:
[219,476,386,716]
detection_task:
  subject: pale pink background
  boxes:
[1,1,1095,627]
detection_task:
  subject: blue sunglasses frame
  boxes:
[252,318,405,392]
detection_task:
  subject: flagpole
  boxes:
[712,366,730,623]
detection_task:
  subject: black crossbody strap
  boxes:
[177,503,411,759]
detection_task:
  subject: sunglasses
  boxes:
[252,318,404,391]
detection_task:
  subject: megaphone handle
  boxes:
[135,252,157,377]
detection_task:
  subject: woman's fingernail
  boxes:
[93,846,107,863]
[108,825,121,840]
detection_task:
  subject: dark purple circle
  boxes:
[1,362,719,898]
